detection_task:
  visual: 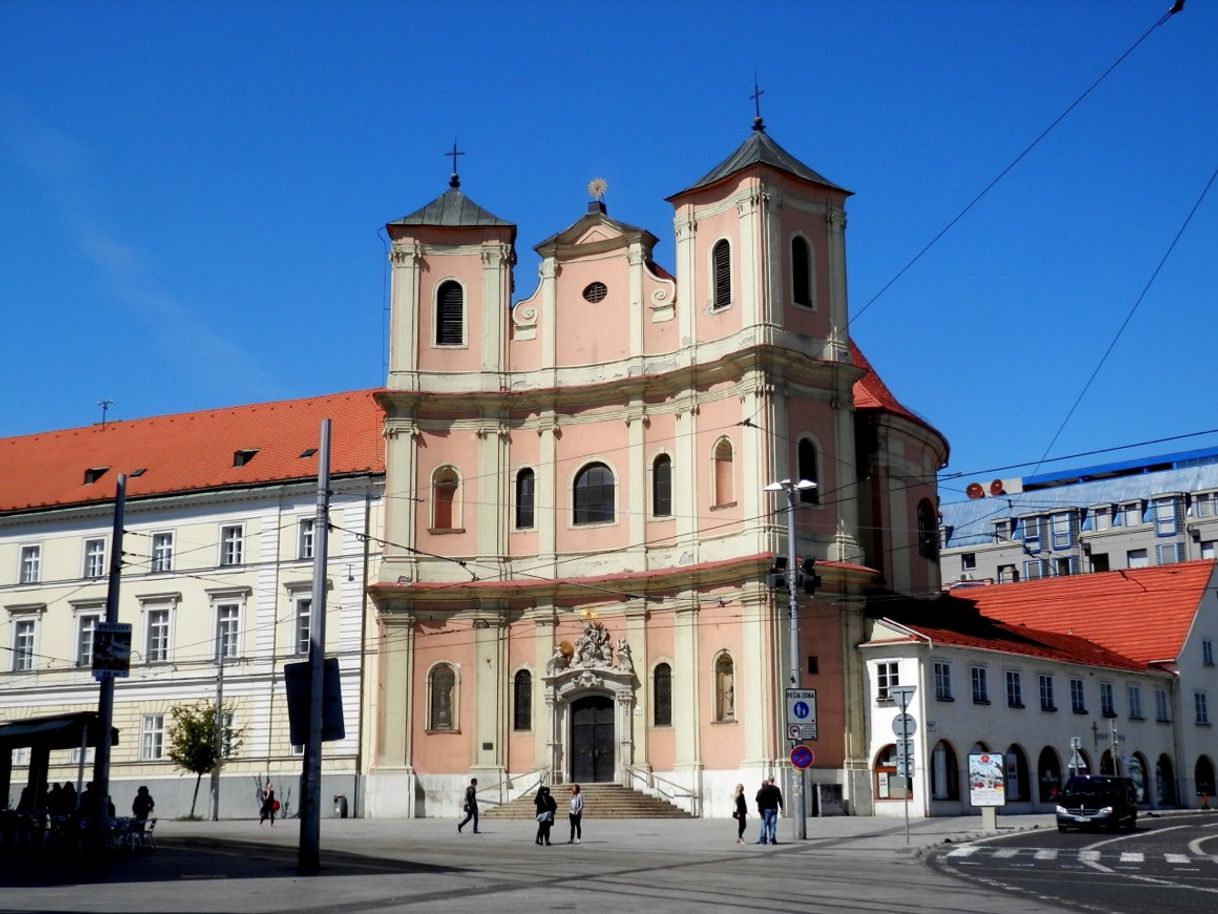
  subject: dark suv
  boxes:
[1055,775,1138,832]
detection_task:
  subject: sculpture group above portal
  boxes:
[546,621,634,676]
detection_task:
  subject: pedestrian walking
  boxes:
[259,781,278,826]
[567,784,584,844]
[534,785,557,845]
[732,783,747,844]
[755,776,782,845]
[132,785,155,821]
[458,777,480,833]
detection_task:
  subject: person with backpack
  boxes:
[458,778,480,833]
[534,785,557,845]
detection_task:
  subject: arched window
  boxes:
[714,653,735,722]
[931,740,959,800]
[515,468,535,529]
[792,236,813,307]
[435,280,464,346]
[432,466,460,530]
[652,454,672,517]
[1038,746,1063,803]
[711,239,731,310]
[513,669,532,731]
[917,498,939,559]
[713,438,734,507]
[653,663,672,726]
[1006,744,1030,801]
[1156,754,1176,806]
[1129,752,1149,804]
[573,462,615,525]
[1196,755,1216,797]
[428,663,456,730]
[798,439,820,504]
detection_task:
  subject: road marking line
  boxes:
[993,848,1019,858]
[1165,853,1191,864]
[1120,852,1144,862]
[945,846,978,857]
[1034,849,1058,861]
[1080,850,1101,863]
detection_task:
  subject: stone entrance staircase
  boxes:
[482,783,691,819]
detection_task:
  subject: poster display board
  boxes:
[968,751,1007,807]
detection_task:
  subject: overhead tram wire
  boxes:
[848,1,1187,328]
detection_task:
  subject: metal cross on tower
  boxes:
[446,141,464,187]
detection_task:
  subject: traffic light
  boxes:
[800,557,822,595]
[767,555,788,591]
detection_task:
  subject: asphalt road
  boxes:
[928,812,1218,914]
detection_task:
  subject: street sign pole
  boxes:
[889,685,917,846]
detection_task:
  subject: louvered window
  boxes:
[711,240,731,310]
[436,280,464,346]
[792,236,812,307]
[917,498,938,559]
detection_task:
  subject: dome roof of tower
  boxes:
[389,185,513,228]
[671,129,849,198]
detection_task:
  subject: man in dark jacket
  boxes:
[458,778,480,833]
[755,777,784,844]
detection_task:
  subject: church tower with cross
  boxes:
[367,117,948,820]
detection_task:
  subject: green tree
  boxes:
[166,702,243,818]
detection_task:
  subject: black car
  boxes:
[1055,775,1138,832]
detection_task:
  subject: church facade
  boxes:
[364,123,949,819]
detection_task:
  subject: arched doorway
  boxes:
[570,695,615,783]
[1006,745,1030,801]
[1156,754,1176,806]
[1129,753,1149,804]
[931,740,959,800]
[1195,755,1216,802]
[1038,747,1063,803]
[1100,749,1114,775]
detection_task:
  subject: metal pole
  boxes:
[93,474,126,850]
[899,689,910,845]
[210,647,224,820]
[299,419,331,875]
[784,486,807,841]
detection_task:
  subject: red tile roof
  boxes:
[849,341,948,455]
[0,390,386,514]
[955,561,1216,664]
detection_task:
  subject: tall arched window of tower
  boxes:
[653,663,673,726]
[513,669,532,731]
[573,462,615,525]
[798,438,820,504]
[435,280,464,346]
[791,236,813,308]
[515,468,535,529]
[917,498,939,559]
[711,239,731,310]
[432,466,460,530]
[713,438,735,507]
[652,454,672,517]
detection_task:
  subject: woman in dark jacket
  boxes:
[732,783,748,844]
[534,786,557,845]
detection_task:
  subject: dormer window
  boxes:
[233,449,258,467]
[582,281,608,303]
[711,239,731,310]
[84,467,109,485]
[436,280,464,346]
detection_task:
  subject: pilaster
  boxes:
[388,243,423,387]
[674,213,697,350]
[673,601,701,768]
[376,614,415,769]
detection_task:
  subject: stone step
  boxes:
[482,784,691,819]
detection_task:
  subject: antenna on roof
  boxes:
[97,399,114,428]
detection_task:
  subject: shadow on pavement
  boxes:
[0,834,457,889]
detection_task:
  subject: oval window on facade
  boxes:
[582,282,608,303]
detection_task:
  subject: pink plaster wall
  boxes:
[415,256,487,375]
[698,600,746,770]
[552,417,631,553]
[412,621,475,774]
[553,255,632,367]
[415,433,477,553]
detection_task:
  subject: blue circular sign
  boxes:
[793,701,810,719]
[790,745,815,769]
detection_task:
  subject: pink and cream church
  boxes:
[364,119,947,818]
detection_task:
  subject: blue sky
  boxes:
[2,1,1215,501]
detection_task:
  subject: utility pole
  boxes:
[764,478,817,842]
[299,419,331,875]
[210,647,225,820]
[92,474,126,850]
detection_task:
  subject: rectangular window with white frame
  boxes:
[1196,691,1210,726]
[1202,541,1216,560]
[1039,674,1056,711]
[1127,548,1149,568]
[1071,677,1087,713]
[1195,492,1216,517]
[219,525,244,567]
[876,661,899,702]
[934,660,953,701]
[971,665,989,704]
[216,604,240,659]
[1153,496,1181,536]
[1020,516,1043,552]
[1156,542,1185,565]
[1006,670,1024,708]
[151,531,174,573]
[1023,559,1050,580]
[1204,639,1215,666]
[1127,684,1143,720]
[295,597,312,655]
[19,545,41,584]
[1050,512,1075,550]
[298,517,315,560]
[1155,689,1171,722]
[76,613,100,667]
[12,618,36,671]
[1100,681,1116,717]
[146,608,171,663]
[1093,507,1112,531]
[140,714,165,760]
[83,538,106,578]
[961,553,976,572]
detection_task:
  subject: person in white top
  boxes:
[567,784,584,844]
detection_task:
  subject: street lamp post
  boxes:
[764,478,817,841]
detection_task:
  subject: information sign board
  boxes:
[92,622,132,680]
[968,751,1006,807]
[785,689,818,740]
